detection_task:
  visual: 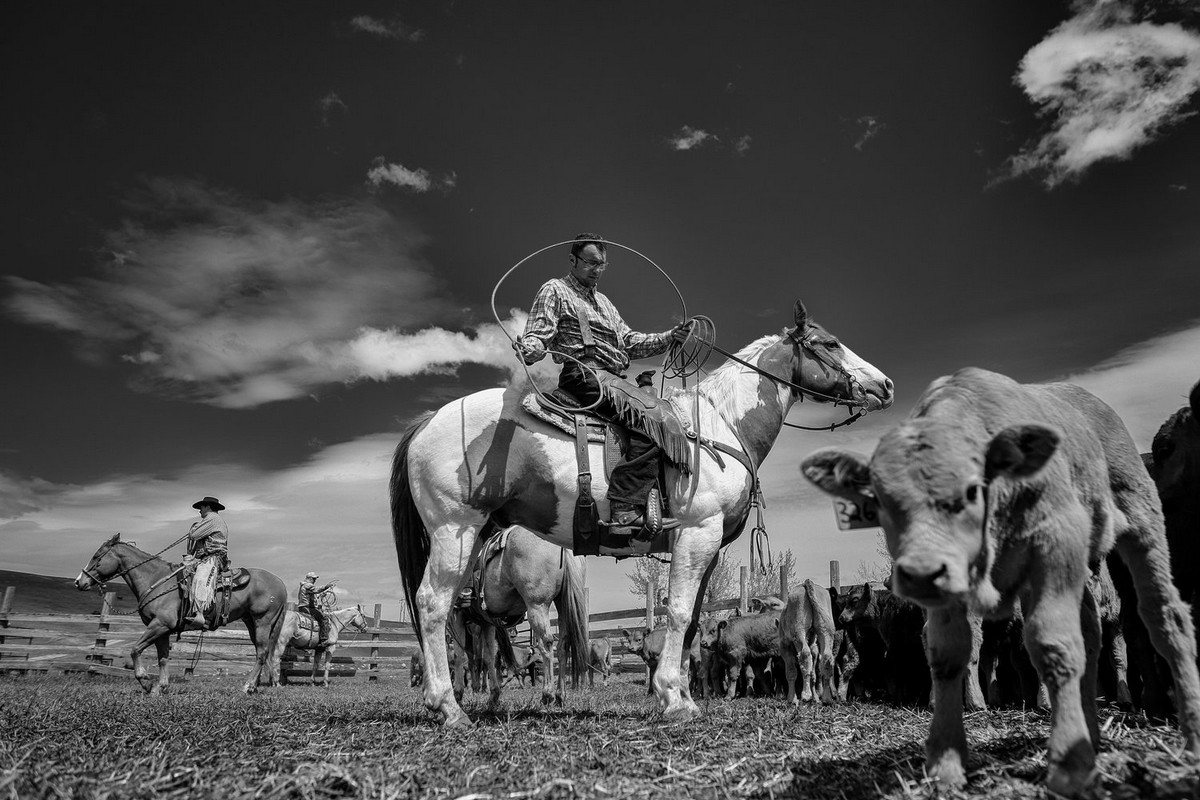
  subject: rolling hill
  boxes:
[0,570,138,615]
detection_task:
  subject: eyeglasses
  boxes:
[574,256,607,269]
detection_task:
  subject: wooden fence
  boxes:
[0,561,844,683]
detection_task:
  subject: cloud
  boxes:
[666,126,719,151]
[349,15,424,42]
[1004,0,1200,187]
[365,157,456,193]
[2,177,520,408]
[1065,319,1200,449]
[853,115,886,151]
[316,92,347,127]
[734,135,752,155]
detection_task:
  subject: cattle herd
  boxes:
[417,370,1200,797]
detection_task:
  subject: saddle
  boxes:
[178,563,250,632]
[520,380,692,556]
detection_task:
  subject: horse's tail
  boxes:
[264,575,292,684]
[391,411,436,648]
[556,552,590,686]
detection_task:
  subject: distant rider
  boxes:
[184,496,228,628]
[297,572,337,646]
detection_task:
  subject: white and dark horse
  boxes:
[275,604,370,686]
[390,299,893,725]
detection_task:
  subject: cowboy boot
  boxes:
[316,619,330,648]
[632,487,680,542]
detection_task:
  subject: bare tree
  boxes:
[854,531,892,584]
[744,548,797,599]
[704,549,737,605]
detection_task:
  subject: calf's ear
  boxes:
[800,448,874,499]
[985,424,1060,482]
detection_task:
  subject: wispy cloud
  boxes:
[349,15,424,43]
[3,177,523,409]
[316,92,347,127]
[666,126,719,151]
[734,135,752,155]
[1003,0,1200,187]
[853,115,886,151]
[365,157,456,193]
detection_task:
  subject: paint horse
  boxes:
[75,533,288,694]
[451,526,589,707]
[275,604,369,686]
[391,299,893,725]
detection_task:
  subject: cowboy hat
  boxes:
[192,496,225,511]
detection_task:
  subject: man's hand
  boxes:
[512,339,543,365]
[670,320,695,344]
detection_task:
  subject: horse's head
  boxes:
[778,299,894,413]
[350,604,369,632]
[75,532,125,590]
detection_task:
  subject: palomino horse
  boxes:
[275,604,369,686]
[391,299,893,725]
[451,526,589,707]
[74,533,288,694]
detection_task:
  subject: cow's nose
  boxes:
[893,560,948,600]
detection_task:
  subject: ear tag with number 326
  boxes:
[832,496,880,530]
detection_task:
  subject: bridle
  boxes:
[80,532,192,614]
[707,325,871,432]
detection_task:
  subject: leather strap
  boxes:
[572,413,601,555]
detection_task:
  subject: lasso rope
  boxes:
[490,239,691,412]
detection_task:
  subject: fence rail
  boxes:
[1,561,846,682]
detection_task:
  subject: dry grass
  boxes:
[1,673,1198,799]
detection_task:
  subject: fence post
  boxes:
[369,603,382,682]
[829,560,840,593]
[91,591,116,673]
[739,566,748,614]
[0,587,14,670]
[645,580,656,686]
[778,565,789,601]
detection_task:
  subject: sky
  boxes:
[3,1,1200,620]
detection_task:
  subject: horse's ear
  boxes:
[108,532,121,544]
[793,299,809,330]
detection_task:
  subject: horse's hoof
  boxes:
[662,701,699,723]
[443,711,475,729]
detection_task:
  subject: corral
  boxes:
[2,568,1199,798]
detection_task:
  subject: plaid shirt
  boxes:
[517,274,672,373]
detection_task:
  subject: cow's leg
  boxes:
[482,627,502,707]
[1105,615,1132,706]
[923,604,971,788]
[963,612,986,711]
[1081,584,1102,749]
[816,630,836,705]
[782,642,801,705]
[417,522,486,728]
[1114,533,1200,754]
[657,523,723,720]
[1023,582,1095,797]
[527,605,558,706]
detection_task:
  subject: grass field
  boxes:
[2,672,1198,799]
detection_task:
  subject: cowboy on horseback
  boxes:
[297,572,337,647]
[513,233,693,540]
[184,495,228,628]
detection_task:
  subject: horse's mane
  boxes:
[670,332,784,419]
